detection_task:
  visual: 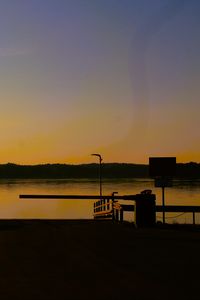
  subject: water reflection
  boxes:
[0,178,199,223]
[173,179,200,190]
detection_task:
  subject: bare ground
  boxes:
[0,220,199,300]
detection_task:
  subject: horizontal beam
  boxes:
[156,205,200,213]
[109,205,200,213]
[19,194,138,200]
[113,205,200,213]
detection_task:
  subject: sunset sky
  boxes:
[0,0,199,164]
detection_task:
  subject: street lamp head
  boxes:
[91,153,102,162]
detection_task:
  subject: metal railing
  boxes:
[20,193,200,225]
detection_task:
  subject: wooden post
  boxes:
[120,209,124,222]
[112,208,115,221]
[162,186,165,224]
[111,192,118,222]
[116,209,119,222]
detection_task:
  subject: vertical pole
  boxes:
[112,192,118,222]
[91,154,103,202]
[99,156,102,201]
[162,186,165,224]
[193,212,195,225]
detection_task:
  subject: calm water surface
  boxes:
[0,178,200,223]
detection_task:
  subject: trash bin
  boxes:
[135,192,156,227]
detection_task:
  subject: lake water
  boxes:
[0,178,200,223]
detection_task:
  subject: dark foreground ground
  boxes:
[0,220,200,300]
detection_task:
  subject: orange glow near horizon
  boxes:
[0,1,199,165]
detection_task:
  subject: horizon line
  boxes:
[1,161,199,166]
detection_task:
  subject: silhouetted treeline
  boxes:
[0,163,148,178]
[0,162,199,179]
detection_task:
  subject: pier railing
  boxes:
[93,198,113,219]
[19,192,200,225]
[111,203,200,225]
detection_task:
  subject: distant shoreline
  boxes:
[0,162,199,179]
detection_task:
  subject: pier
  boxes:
[20,190,200,225]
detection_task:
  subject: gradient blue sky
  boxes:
[0,0,199,164]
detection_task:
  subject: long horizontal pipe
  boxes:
[19,194,139,200]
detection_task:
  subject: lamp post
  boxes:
[91,153,102,200]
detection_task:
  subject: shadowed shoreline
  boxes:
[0,162,200,178]
[0,219,200,299]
